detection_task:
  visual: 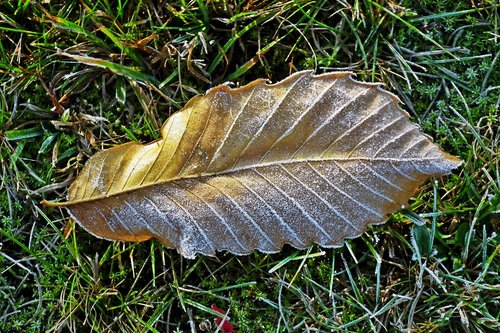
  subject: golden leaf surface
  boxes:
[43,71,461,258]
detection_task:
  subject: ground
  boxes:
[0,1,498,332]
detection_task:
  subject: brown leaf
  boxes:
[42,71,461,258]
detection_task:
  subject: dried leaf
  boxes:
[43,71,461,258]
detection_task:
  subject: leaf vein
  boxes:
[346,115,404,158]
[307,162,383,219]
[280,165,360,232]
[230,174,306,247]
[254,168,335,242]
[373,126,416,157]
[360,161,406,192]
[258,78,339,163]
[139,118,176,185]
[202,179,275,247]
[161,186,216,254]
[231,75,305,167]
[108,205,135,236]
[291,86,370,159]
[333,161,396,203]
[320,99,392,157]
[206,88,256,170]
[175,183,248,252]
[122,198,163,237]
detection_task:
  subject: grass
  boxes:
[0,0,498,332]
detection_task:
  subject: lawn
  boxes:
[0,1,498,332]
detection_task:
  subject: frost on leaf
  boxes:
[42,71,461,258]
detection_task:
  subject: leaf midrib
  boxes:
[49,156,452,206]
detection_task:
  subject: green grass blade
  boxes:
[5,127,44,140]
[58,52,159,84]
[367,0,459,60]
